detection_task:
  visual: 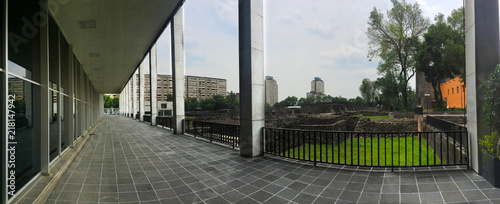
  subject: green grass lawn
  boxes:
[283,136,441,166]
[365,115,390,119]
[352,114,390,119]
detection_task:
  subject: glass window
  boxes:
[8,0,41,82]
[8,75,40,195]
[62,95,69,150]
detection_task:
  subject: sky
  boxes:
[154,0,463,101]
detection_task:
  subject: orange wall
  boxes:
[440,76,466,108]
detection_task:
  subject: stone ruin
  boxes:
[192,103,418,132]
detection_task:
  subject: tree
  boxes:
[166,94,174,101]
[349,96,366,108]
[225,91,238,109]
[200,98,216,111]
[367,0,430,109]
[103,95,119,108]
[359,78,375,106]
[416,11,464,108]
[377,70,400,111]
[275,96,298,107]
[185,97,199,111]
[213,95,230,110]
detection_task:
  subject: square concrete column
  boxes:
[39,0,50,175]
[126,81,130,117]
[150,44,158,126]
[132,70,137,119]
[171,7,185,134]
[239,0,264,157]
[67,49,75,148]
[465,0,499,173]
[139,62,145,122]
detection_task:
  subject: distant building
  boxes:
[441,76,466,109]
[185,75,227,99]
[308,77,325,97]
[265,76,278,106]
[137,74,227,102]
[416,72,436,108]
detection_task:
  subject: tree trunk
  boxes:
[432,81,443,108]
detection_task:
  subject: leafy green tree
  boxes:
[416,11,464,108]
[225,91,238,109]
[359,78,376,106]
[200,98,216,111]
[331,95,348,103]
[166,94,174,101]
[377,70,400,110]
[111,97,119,108]
[367,0,430,109]
[349,96,366,108]
[213,95,230,110]
[185,97,198,111]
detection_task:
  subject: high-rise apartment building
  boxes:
[308,77,325,97]
[137,74,227,102]
[265,76,278,106]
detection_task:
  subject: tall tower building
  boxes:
[265,76,278,106]
[311,77,324,94]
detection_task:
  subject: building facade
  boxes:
[265,76,278,106]
[308,77,325,97]
[416,72,436,108]
[440,76,466,109]
[136,74,227,102]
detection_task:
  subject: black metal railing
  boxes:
[427,116,466,131]
[185,120,239,149]
[263,127,468,168]
[143,115,151,123]
[427,116,467,147]
[157,116,173,129]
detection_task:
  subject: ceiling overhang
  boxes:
[49,0,183,93]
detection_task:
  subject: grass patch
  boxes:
[185,116,196,119]
[365,115,390,119]
[284,136,441,166]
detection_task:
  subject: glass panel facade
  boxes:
[49,87,58,161]
[49,15,59,161]
[7,75,40,196]
[61,95,69,150]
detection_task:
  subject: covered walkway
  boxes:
[17,116,498,203]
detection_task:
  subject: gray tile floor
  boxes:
[46,116,500,204]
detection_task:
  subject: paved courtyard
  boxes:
[43,116,500,203]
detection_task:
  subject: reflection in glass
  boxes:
[49,85,58,161]
[8,61,32,79]
[7,75,39,194]
[61,95,69,150]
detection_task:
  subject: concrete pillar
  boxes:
[99,94,104,119]
[465,0,499,173]
[171,7,185,134]
[132,70,137,119]
[238,0,265,157]
[126,82,129,117]
[150,44,158,126]
[40,0,50,175]
[139,61,145,122]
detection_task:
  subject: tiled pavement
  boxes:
[45,116,500,203]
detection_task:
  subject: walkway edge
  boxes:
[32,118,104,204]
